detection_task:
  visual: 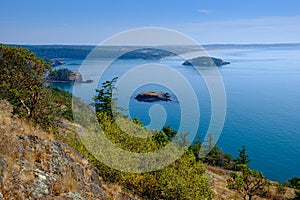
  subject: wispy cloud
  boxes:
[171,16,300,44]
[197,9,213,14]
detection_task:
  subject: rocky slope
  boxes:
[0,100,139,200]
[0,100,296,199]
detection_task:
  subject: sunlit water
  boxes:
[50,46,300,182]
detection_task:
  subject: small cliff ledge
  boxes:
[135,91,171,102]
[183,56,230,67]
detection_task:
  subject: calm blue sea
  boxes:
[50,46,300,182]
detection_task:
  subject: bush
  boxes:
[0,45,73,129]
[227,164,270,200]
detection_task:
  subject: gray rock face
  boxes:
[12,134,106,198]
[135,91,171,102]
[69,71,83,83]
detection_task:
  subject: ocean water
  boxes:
[50,46,300,182]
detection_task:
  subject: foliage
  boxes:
[68,77,212,199]
[162,126,178,139]
[132,117,143,127]
[0,45,52,126]
[93,77,119,118]
[95,111,160,153]
[0,45,73,129]
[188,137,202,158]
[227,164,270,200]
[204,145,235,169]
[199,134,236,170]
[155,152,212,199]
[120,152,212,200]
[285,177,300,189]
[236,146,251,166]
[65,106,213,199]
[50,87,73,122]
[276,182,287,196]
[152,131,169,148]
[48,68,73,81]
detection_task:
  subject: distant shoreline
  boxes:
[4,43,300,60]
[47,80,93,84]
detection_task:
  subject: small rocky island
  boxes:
[183,56,230,67]
[135,91,171,102]
[47,68,93,83]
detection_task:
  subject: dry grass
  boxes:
[205,164,296,200]
[0,100,76,198]
[103,183,122,199]
[0,101,41,198]
[50,165,78,195]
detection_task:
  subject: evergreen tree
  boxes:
[162,126,178,139]
[236,146,251,166]
[93,77,118,118]
[287,177,300,189]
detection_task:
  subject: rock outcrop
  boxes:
[0,100,138,199]
[135,91,171,102]
[69,71,83,82]
[47,68,93,83]
[183,56,230,67]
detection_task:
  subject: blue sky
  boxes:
[0,0,299,44]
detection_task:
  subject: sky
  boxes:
[0,0,299,45]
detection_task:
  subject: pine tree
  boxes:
[236,146,251,166]
[93,77,119,118]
